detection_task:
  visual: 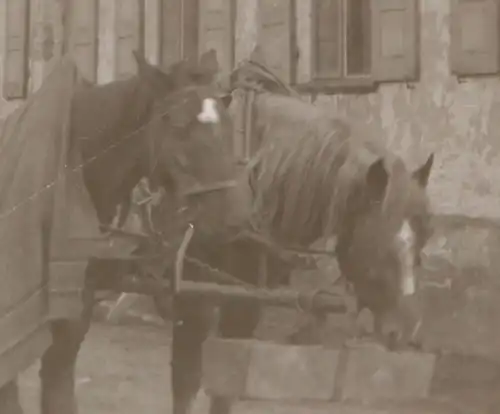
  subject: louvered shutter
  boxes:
[68,0,98,83]
[160,0,182,68]
[115,0,144,80]
[183,0,199,63]
[371,0,419,82]
[311,0,342,79]
[3,0,29,100]
[258,0,293,83]
[198,0,235,79]
[450,0,500,76]
[144,0,162,65]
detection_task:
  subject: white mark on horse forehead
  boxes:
[397,220,415,245]
[397,219,416,296]
[197,97,219,124]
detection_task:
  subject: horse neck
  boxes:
[72,76,154,227]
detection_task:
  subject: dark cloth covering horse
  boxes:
[0,49,248,414]
[149,49,435,414]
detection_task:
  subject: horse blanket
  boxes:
[0,56,99,387]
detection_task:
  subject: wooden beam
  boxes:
[175,280,347,313]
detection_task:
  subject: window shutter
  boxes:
[68,0,98,83]
[371,0,419,82]
[3,0,29,100]
[161,0,199,70]
[450,0,500,76]
[198,0,234,79]
[160,0,182,69]
[114,0,144,80]
[311,0,342,79]
[258,0,293,83]
[183,0,199,63]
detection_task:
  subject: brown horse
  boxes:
[0,51,250,414]
[162,55,434,414]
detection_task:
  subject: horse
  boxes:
[0,50,250,414]
[159,52,434,414]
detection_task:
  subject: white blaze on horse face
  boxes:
[197,98,219,124]
[397,220,416,296]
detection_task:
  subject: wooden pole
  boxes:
[175,280,347,313]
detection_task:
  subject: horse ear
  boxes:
[134,50,163,80]
[412,153,434,188]
[133,50,148,71]
[249,45,267,65]
[133,50,174,95]
[366,158,389,202]
[199,49,219,74]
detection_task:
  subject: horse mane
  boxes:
[233,58,300,97]
[235,59,397,246]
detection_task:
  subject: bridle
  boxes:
[145,60,278,202]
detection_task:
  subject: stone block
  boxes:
[245,342,340,401]
[202,338,340,401]
[202,338,252,398]
[341,343,436,403]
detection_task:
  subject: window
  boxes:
[3,0,30,100]
[313,0,371,80]
[160,0,199,69]
[295,0,419,93]
[450,0,500,77]
[159,0,235,80]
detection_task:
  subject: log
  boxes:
[175,280,347,313]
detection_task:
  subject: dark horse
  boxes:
[162,54,435,414]
[0,50,250,414]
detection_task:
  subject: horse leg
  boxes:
[208,301,261,414]
[171,296,213,414]
[0,380,23,414]
[39,282,94,414]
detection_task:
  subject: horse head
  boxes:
[336,153,434,348]
[136,51,251,240]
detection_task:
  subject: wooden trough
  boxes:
[171,226,437,407]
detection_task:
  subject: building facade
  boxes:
[1,0,500,218]
[2,0,500,358]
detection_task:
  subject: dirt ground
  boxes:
[16,320,500,414]
[19,323,178,414]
